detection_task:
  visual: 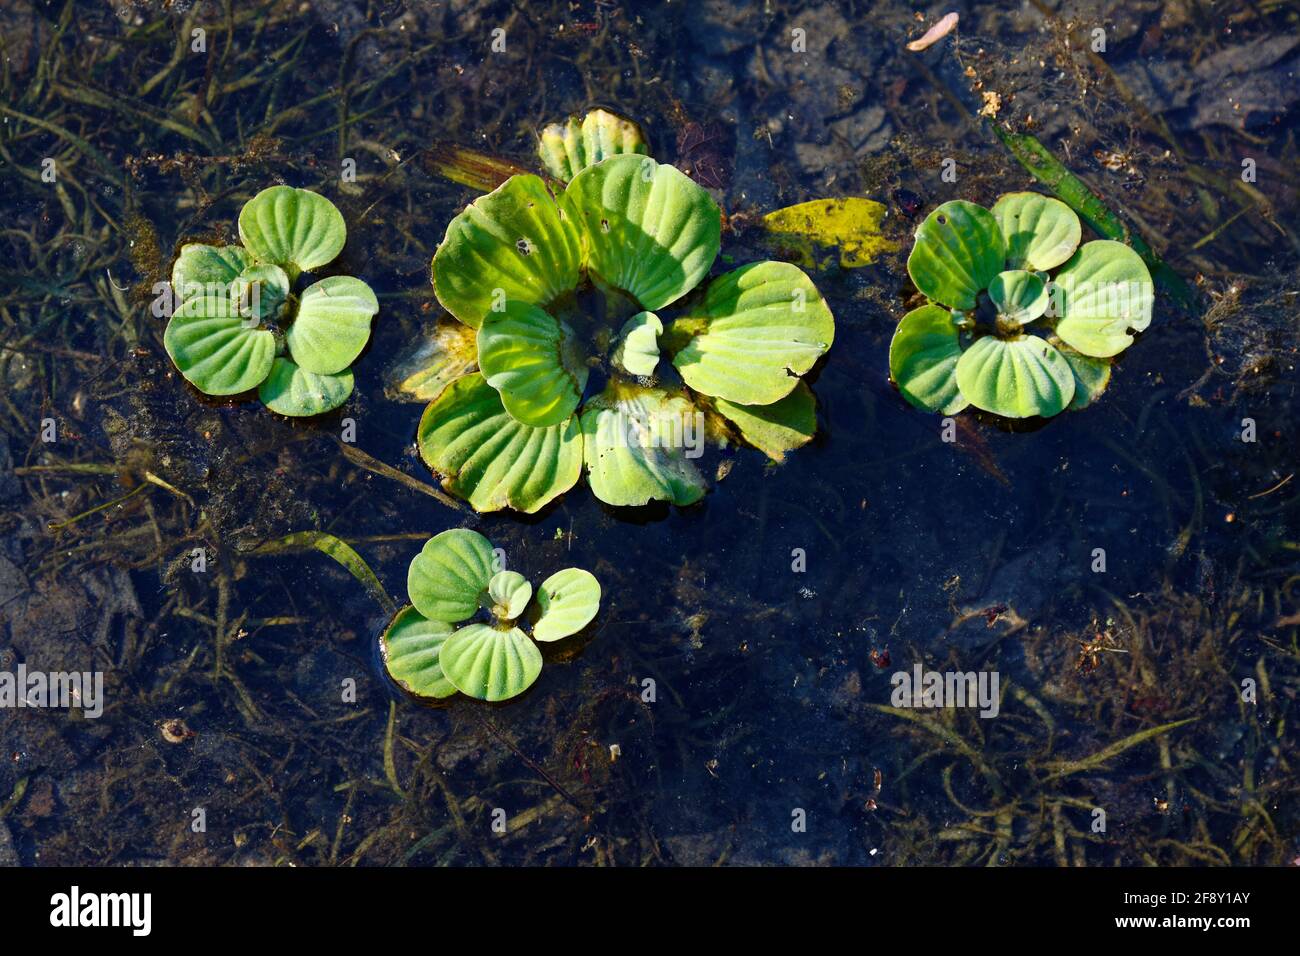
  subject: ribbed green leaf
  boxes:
[171,243,252,298]
[560,155,720,311]
[612,311,663,377]
[714,380,817,462]
[991,192,1081,271]
[989,269,1047,325]
[1052,240,1154,358]
[285,275,378,375]
[433,174,581,328]
[418,373,583,514]
[164,292,275,396]
[477,300,588,427]
[537,108,648,183]
[954,334,1075,418]
[257,357,353,417]
[407,528,497,624]
[238,186,346,274]
[670,260,833,405]
[488,570,533,620]
[380,605,457,700]
[906,200,1005,311]
[438,623,542,702]
[580,384,706,507]
[531,568,601,642]
[231,263,289,323]
[888,304,968,415]
[1054,337,1113,410]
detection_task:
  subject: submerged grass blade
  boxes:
[1039,717,1198,780]
[250,531,396,616]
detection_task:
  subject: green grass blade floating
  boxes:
[713,381,817,462]
[906,200,1005,311]
[580,384,707,507]
[417,372,583,514]
[954,334,1075,418]
[438,623,542,702]
[1052,240,1155,358]
[258,357,353,417]
[406,528,497,623]
[531,568,601,642]
[476,300,588,427]
[537,108,649,183]
[250,531,395,616]
[559,155,721,311]
[432,174,582,329]
[488,570,532,620]
[611,311,663,377]
[888,304,969,415]
[285,275,378,374]
[670,260,834,406]
[991,192,1081,271]
[380,605,457,699]
[164,293,275,396]
[238,186,347,275]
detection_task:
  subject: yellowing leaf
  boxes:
[762,197,899,269]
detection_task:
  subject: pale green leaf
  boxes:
[1053,337,1113,410]
[285,275,378,375]
[438,623,542,702]
[559,155,720,311]
[488,570,533,620]
[954,334,1075,418]
[477,300,588,427]
[417,372,583,514]
[612,311,663,377]
[231,263,289,323]
[171,243,252,298]
[714,380,817,462]
[1052,240,1154,358]
[888,304,968,415]
[407,528,497,623]
[531,568,601,642]
[580,384,706,507]
[380,605,457,700]
[164,292,275,396]
[991,192,1081,271]
[989,269,1047,325]
[257,357,353,417]
[670,260,833,405]
[537,108,648,183]
[906,200,1005,311]
[432,174,581,328]
[238,186,346,274]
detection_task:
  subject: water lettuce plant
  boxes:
[889,193,1153,419]
[165,186,378,417]
[416,109,834,513]
[380,529,601,702]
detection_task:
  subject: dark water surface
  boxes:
[1,0,1297,865]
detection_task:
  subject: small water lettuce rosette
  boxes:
[414,108,834,514]
[164,186,378,417]
[889,192,1153,419]
[380,529,601,702]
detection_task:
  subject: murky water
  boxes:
[1,0,1297,866]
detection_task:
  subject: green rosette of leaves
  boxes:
[164,186,378,417]
[890,192,1151,420]
[416,109,834,513]
[379,529,601,702]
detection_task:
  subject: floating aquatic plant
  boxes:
[414,109,835,513]
[889,193,1153,419]
[164,186,378,417]
[380,529,601,702]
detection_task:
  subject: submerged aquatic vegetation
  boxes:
[889,193,1153,419]
[164,187,378,417]
[380,530,601,702]
[416,109,834,513]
